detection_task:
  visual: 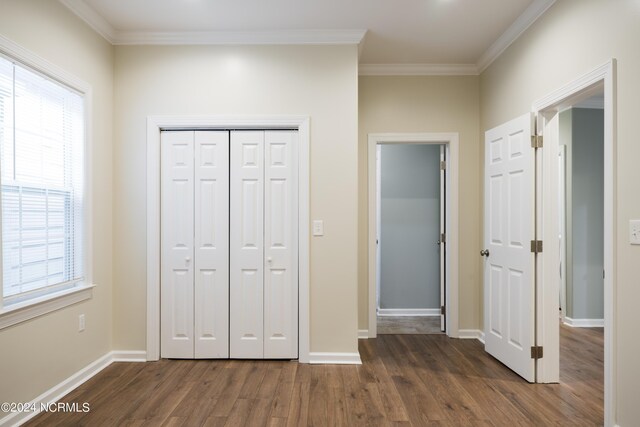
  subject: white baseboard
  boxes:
[564,317,604,328]
[458,329,485,344]
[111,350,148,362]
[358,329,369,339]
[308,352,362,365]
[377,308,440,317]
[0,350,147,427]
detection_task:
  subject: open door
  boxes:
[483,113,537,382]
[439,146,446,332]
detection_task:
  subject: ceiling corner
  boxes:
[59,0,116,43]
[476,0,557,73]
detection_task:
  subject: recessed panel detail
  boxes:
[508,269,523,350]
[490,265,502,338]
[198,270,217,340]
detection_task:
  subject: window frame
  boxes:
[0,35,93,330]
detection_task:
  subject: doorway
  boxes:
[376,143,444,334]
[482,60,614,425]
[367,133,459,338]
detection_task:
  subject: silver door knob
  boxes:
[480,249,490,257]
[267,257,273,263]
[185,256,191,263]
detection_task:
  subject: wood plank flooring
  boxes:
[25,324,603,426]
[377,316,443,334]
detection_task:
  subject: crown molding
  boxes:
[59,0,116,43]
[58,0,366,46]
[111,29,367,46]
[476,0,556,73]
[359,63,478,76]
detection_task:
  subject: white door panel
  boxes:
[264,131,298,359]
[230,131,265,358]
[194,131,229,358]
[161,131,195,359]
[484,113,536,382]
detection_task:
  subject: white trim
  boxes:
[359,63,478,76]
[113,29,367,46]
[0,285,94,330]
[0,35,91,93]
[458,329,485,344]
[368,133,459,339]
[532,60,616,427]
[111,350,148,362]
[377,308,440,317]
[58,0,117,43]
[0,350,146,427]
[477,0,556,73]
[358,329,369,339]
[55,3,367,47]
[308,352,362,365]
[563,317,605,328]
[146,115,311,363]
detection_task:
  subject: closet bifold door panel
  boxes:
[161,130,230,359]
[194,131,230,358]
[263,131,298,359]
[230,130,298,359]
[230,131,265,358]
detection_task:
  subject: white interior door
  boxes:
[264,131,298,358]
[483,113,536,382]
[161,131,195,359]
[194,131,230,358]
[230,131,265,358]
[439,145,446,332]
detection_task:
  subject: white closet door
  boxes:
[230,131,265,358]
[264,131,298,358]
[194,131,230,358]
[161,131,195,359]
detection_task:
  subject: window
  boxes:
[0,51,89,318]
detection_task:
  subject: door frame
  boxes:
[146,115,311,363]
[532,60,615,426]
[367,133,459,338]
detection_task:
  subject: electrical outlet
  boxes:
[79,314,85,332]
[630,220,640,245]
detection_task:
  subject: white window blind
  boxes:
[0,55,84,305]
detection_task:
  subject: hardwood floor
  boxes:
[377,316,443,334]
[26,324,602,426]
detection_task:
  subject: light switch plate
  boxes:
[313,220,324,236]
[630,220,640,245]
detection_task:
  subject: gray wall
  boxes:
[561,108,604,320]
[379,144,441,309]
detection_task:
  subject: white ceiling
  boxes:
[60,0,556,72]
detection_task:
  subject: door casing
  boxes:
[146,115,311,363]
[367,133,459,338]
[532,60,616,426]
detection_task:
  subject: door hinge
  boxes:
[440,233,446,243]
[531,346,544,359]
[441,305,445,315]
[531,135,543,149]
[440,160,446,170]
[530,240,543,253]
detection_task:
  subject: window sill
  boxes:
[0,284,95,330]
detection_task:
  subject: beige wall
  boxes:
[0,0,114,408]
[480,0,640,423]
[113,45,359,354]
[358,76,481,332]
